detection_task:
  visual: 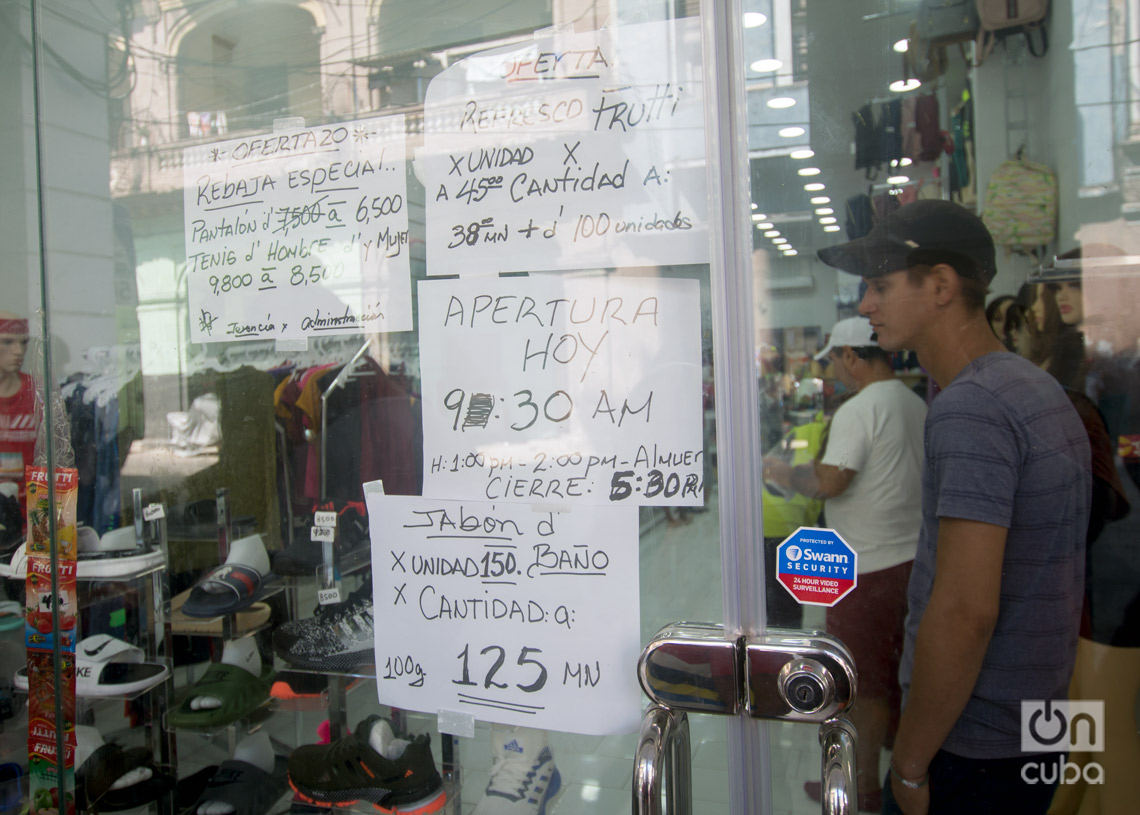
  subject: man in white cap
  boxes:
[765,315,926,812]
[817,200,1090,814]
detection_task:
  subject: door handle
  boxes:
[634,623,858,813]
[819,717,858,815]
[633,704,692,815]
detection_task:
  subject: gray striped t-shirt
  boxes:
[899,352,1091,758]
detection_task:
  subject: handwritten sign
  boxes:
[183,115,411,342]
[366,493,642,735]
[421,18,707,275]
[418,275,704,506]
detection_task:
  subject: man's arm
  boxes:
[889,517,1007,812]
[763,459,856,499]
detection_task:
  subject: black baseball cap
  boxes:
[817,199,997,284]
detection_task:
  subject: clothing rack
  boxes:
[318,339,371,502]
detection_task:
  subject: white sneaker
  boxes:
[472,727,562,815]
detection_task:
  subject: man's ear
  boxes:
[929,263,959,306]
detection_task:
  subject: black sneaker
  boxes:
[273,580,374,671]
[287,716,445,813]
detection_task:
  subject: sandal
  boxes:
[15,635,169,698]
[171,589,270,636]
[77,743,173,812]
[190,757,288,815]
[167,663,275,730]
[182,563,277,619]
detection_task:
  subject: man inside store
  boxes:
[816,199,1091,814]
[0,311,39,554]
[763,316,926,813]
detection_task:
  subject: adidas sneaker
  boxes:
[273,580,374,671]
[473,727,561,815]
[288,716,445,813]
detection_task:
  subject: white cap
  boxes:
[814,317,878,360]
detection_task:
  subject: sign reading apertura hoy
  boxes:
[776,527,857,607]
[418,275,704,506]
[365,492,642,735]
[182,115,411,342]
[420,18,707,275]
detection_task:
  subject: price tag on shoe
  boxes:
[310,525,335,542]
[317,586,343,605]
[314,511,337,528]
[143,503,166,521]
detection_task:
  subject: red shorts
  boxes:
[825,560,912,704]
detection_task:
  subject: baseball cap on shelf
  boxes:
[814,317,878,360]
[817,200,996,284]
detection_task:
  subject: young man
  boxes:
[764,316,926,812]
[0,312,39,547]
[816,200,1091,814]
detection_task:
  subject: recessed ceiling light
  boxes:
[810,196,831,205]
[790,149,815,159]
[750,213,769,221]
[783,249,798,256]
[804,182,826,191]
[815,207,834,215]
[767,97,796,109]
[743,12,768,27]
[824,225,841,232]
[893,38,910,53]
[764,230,781,238]
[772,238,788,245]
[887,175,910,184]
[756,222,773,229]
[819,216,837,224]
[889,78,922,93]
[751,58,783,73]
[797,167,821,176]
[751,202,757,210]
[899,157,913,167]
[778,126,806,138]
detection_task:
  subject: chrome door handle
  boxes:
[633,704,692,815]
[819,717,857,815]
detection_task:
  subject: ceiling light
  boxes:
[804,182,826,191]
[810,196,831,205]
[756,221,773,229]
[772,238,788,244]
[767,97,796,109]
[750,213,769,221]
[751,58,783,73]
[743,12,767,27]
[778,126,805,138]
[893,38,910,53]
[819,216,837,224]
[790,149,815,159]
[797,167,821,176]
[887,175,910,184]
[824,225,841,232]
[764,230,781,238]
[899,157,913,167]
[751,202,757,210]
[783,249,798,256]
[815,207,834,215]
[889,78,922,93]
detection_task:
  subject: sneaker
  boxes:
[287,716,445,813]
[272,580,374,671]
[473,728,561,815]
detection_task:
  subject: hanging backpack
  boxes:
[981,156,1057,255]
[918,0,979,47]
[975,0,1049,65]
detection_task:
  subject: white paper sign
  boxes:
[366,493,642,735]
[421,18,707,275]
[183,115,411,341]
[419,275,705,506]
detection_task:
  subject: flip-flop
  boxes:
[76,743,152,810]
[167,663,275,729]
[15,635,169,697]
[181,564,277,619]
[170,589,271,636]
[3,539,165,581]
[175,766,218,812]
[191,757,289,815]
